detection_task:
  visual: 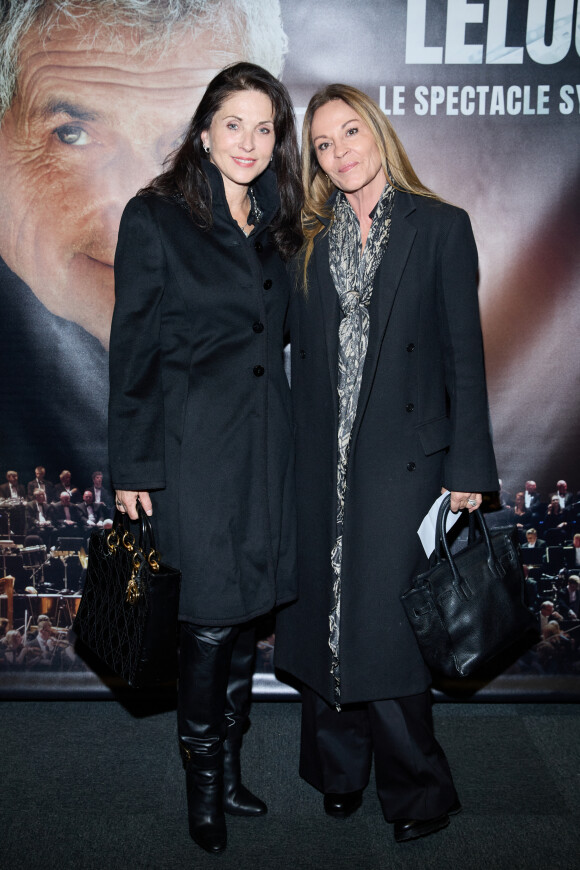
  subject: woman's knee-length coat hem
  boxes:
[109,165,297,626]
[275,191,498,706]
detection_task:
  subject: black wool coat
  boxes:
[275,191,498,705]
[108,164,296,625]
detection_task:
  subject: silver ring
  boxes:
[467,498,477,506]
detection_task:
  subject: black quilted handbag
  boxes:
[74,506,181,687]
[400,494,535,678]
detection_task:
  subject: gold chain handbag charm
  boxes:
[126,551,143,604]
[105,519,161,605]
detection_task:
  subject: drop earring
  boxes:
[203,143,210,153]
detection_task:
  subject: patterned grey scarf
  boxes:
[328,184,396,708]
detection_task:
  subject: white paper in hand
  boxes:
[417,492,462,558]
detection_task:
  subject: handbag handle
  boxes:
[435,493,502,588]
[109,503,160,568]
[106,504,161,604]
[111,504,155,545]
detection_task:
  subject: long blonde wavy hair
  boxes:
[301,84,439,286]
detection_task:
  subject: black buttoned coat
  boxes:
[108,165,296,625]
[275,191,498,705]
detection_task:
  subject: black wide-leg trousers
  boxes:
[299,685,458,822]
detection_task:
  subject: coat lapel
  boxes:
[349,191,418,449]
[314,230,340,419]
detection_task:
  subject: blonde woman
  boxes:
[276,85,498,843]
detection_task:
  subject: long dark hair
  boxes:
[140,62,302,260]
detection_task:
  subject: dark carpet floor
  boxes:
[1,700,579,870]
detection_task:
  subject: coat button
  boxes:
[406,403,414,412]
[406,342,415,352]
[263,279,272,290]
[253,365,265,377]
[299,350,306,359]
[253,322,264,333]
[254,241,263,253]
[407,461,416,471]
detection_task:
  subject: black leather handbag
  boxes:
[74,506,181,687]
[400,494,536,678]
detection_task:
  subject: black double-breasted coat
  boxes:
[275,191,498,705]
[108,164,296,626]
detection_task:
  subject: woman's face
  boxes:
[201,90,275,198]
[310,99,385,196]
[515,492,524,507]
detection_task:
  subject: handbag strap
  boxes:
[110,504,160,565]
[105,505,161,604]
[113,502,155,551]
[467,510,477,545]
[435,493,502,586]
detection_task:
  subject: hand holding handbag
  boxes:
[74,505,181,687]
[400,493,536,678]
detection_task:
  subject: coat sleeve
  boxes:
[437,208,499,493]
[108,197,166,491]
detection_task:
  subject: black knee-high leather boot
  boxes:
[223,623,267,816]
[178,623,237,854]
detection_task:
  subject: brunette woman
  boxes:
[109,63,302,855]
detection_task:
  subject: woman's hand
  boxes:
[441,488,482,513]
[114,490,153,520]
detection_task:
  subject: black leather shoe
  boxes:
[186,764,227,854]
[394,812,450,842]
[192,818,227,855]
[223,740,267,816]
[223,780,267,816]
[323,790,363,819]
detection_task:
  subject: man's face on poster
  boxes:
[0,18,242,347]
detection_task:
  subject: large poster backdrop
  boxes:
[0,0,578,697]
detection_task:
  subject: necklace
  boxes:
[236,188,261,237]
